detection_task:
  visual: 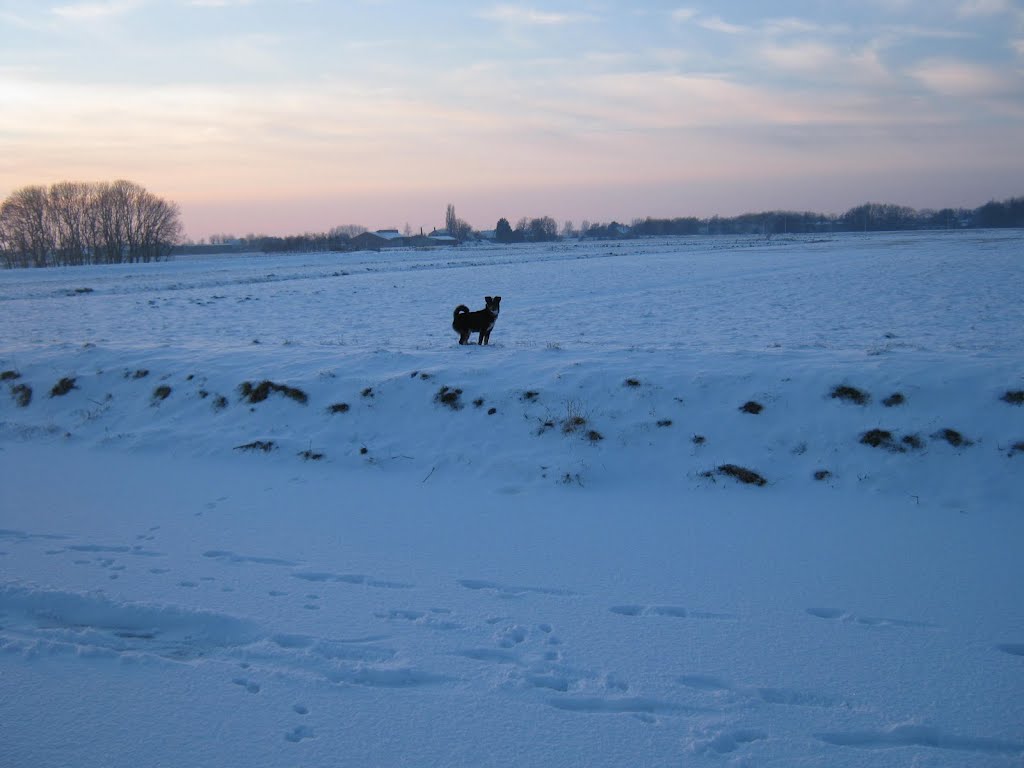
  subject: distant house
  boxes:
[350,229,408,251]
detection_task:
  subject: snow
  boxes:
[1,230,1022,767]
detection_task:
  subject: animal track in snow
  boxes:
[816,724,1024,755]
[546,696,687,717]
[0,528,67,542]
[677,674,846,708]
[203,550,298,567]
[457,579,577,598]
[0,584,260,661]
[806,607,937,629]
[610,604,733,620]
[292,571,413,589]
[690,727,768,755]
[232,677,261,694]
[284,725,314,743]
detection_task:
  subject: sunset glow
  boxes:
[2,1,1022,238]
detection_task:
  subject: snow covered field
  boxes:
[1,230,1023,767]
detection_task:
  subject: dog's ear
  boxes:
[484,296,492,303]
[494,296,501,302]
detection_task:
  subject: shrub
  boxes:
[624,378,641,388]
[860,429,896,450]
[239,380,308,405]
[298,449,324,461]
[831,385,869,405]
[213,395,228,411]
[1001,390,1024,405]
[934,428,972,448]
[814,470,832,481]
[901,434,925,450]
[0,370,20,381]
[50,377,77,397]
[11,383,32,407]
[587,430,604,442]
[487,407,497,415]
[128,369,149,380]
[327,402,350,414]
[882,393,905,407]
[740,401,763,414]
[657,419,672,427]
[706,464,767,486]
[522,390,539,401]
[435,386,464,410]
[361,387,374,398]
[152,385,172,401]
[692,435,706,445]
[234,440,276,452]
[1009,442,1024,457]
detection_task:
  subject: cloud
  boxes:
[910,58,1007,95]
[188,0,253,6]
[696,16,750,35]
[671,8,697,23]
[478,5,594,26]
[957,0,1011,16]
[52,0,144,19]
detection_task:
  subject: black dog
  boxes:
[452,296,501,345]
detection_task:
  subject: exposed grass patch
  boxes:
[72,287,94,294]
[298,449,324,461]
[50,377,77,397]
[361,387,374,398]
[692,434,706,445]
[656,419,673,427]
[704,464,767,486]
[11,383,32,407]
[487,407,497,415]
[1001,390,1024,405]
[213,395,229,411]
[934,428,972,448]
[126,369,149,380]
[0,370,20,381]
[882,392,905,407]
[831,385,870,405]
[327,402,350,414]
[522,390,539,402]
[435,386,464,410]
[624,378,641,388]
[860,429,897,450]
[1009,442,1024,457]
[359,446,368,455]
[473,397,484,408]
[901,434,925,451]
[239,380,308,405]
[586,430,604,443]
[740,400,764,415]
[152,385,172,402]
[814,470,832,481]
[234,440,276,453]
[563,415,588,434]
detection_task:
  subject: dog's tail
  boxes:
[453,304,470,320]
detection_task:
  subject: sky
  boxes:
[1,1,1022,240]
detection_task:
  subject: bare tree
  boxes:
[0,186,53,267]
[0,180,182,268]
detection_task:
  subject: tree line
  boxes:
[0,180,182,268]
